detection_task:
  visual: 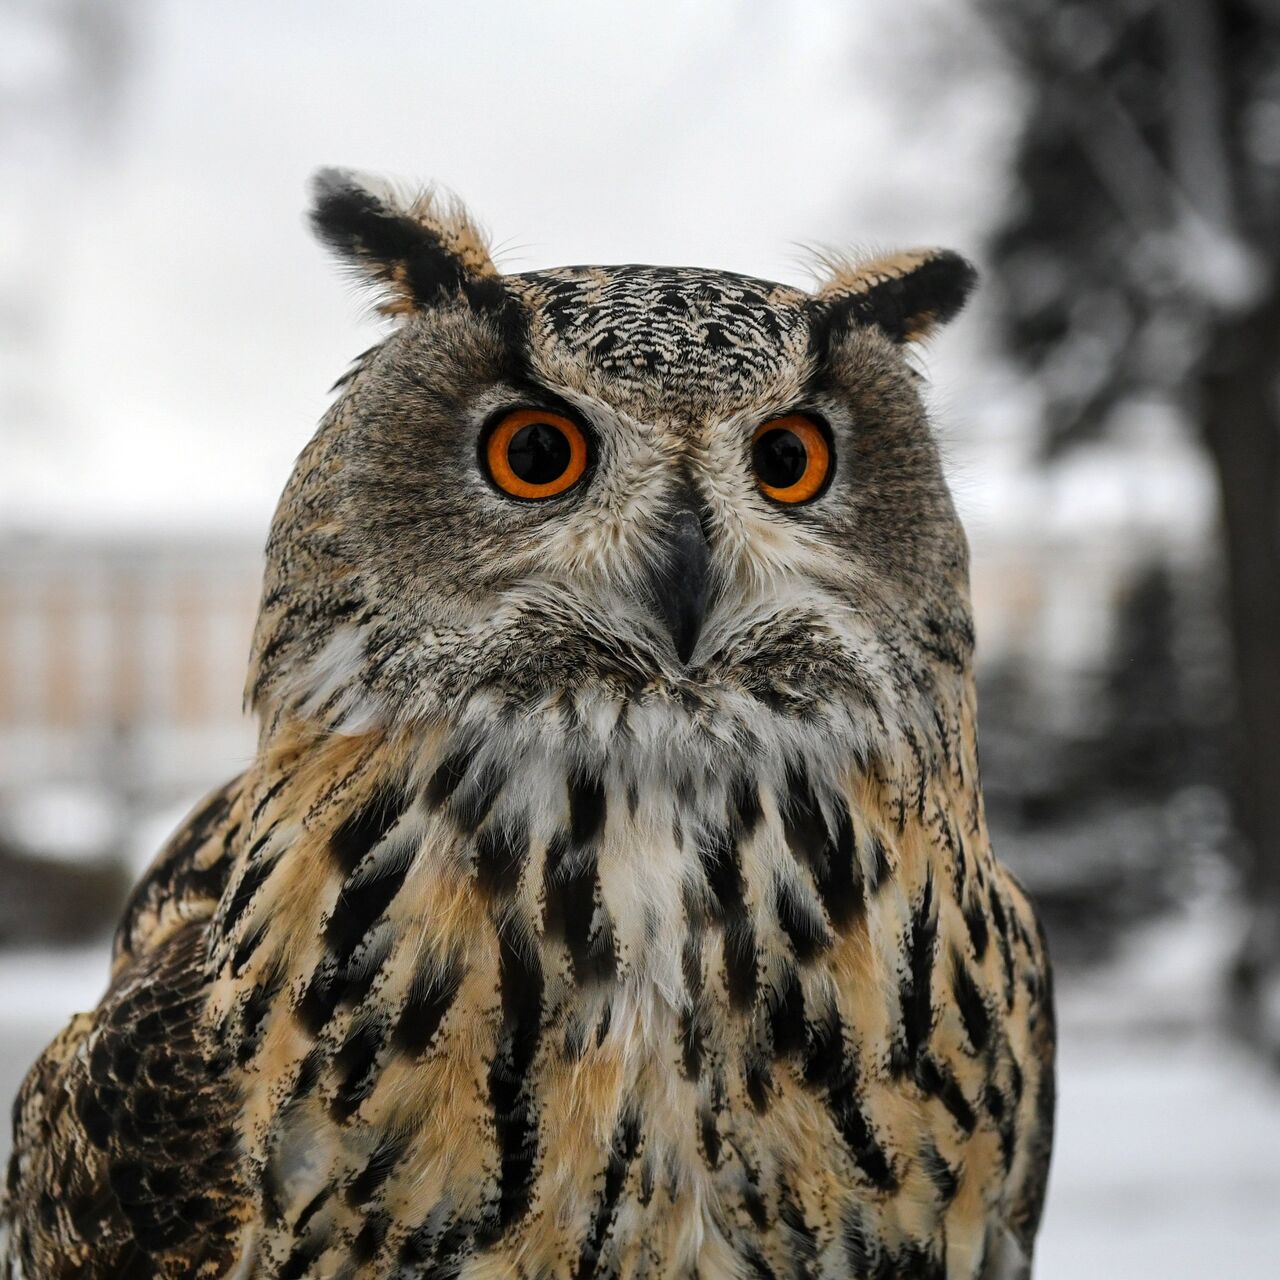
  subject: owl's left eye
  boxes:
[751,414,833,504]
[482,408,589,501]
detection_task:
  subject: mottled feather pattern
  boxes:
[199,679,1049,1279]
[4,927,244,1279]
[3,171,1052,1279]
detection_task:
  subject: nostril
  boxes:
[670,508,706,549]
[669,473,716,544]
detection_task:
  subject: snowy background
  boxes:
[2,2,1278,1276]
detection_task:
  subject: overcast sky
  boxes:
[1,0,1034,531]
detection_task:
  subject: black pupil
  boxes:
[753,428,808,489]
[507,421,571,485]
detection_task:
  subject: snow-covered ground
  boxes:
[3,907,1278,1279]
[1036,1033,1280,1277]
[1031,904,1280,1276]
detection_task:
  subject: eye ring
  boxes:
[482,407,589,501]
[751,414,833,504]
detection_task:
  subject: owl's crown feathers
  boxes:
[309,167,975,345]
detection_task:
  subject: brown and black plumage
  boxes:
[3,170,1053,1279]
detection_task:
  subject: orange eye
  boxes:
[483,408,589,501]
[751,414,832,504]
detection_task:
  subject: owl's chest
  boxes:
[244,913,993,1280]
[224,753,1013,1279]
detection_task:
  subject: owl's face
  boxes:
[250,174,977,761]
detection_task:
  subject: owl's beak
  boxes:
[645,505,712,666]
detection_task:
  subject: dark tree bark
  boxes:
[1201,283,1280,1028]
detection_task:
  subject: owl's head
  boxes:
[250,171,977,771]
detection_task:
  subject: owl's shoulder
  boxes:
[111,773,247,974]
[3,777,253,1274]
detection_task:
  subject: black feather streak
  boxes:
[474,817,529,899]
[950,945,991,1054]
[573,1112,641,1280]
[697,829,757,1007]
[324,839,415,967]
[393,956,463,1058]
[485,913,544,1236]
[900,873,937,1066]
[330,783,407,875]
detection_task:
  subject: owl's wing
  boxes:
[3,779,248,1280]
[997,867,1056,1267]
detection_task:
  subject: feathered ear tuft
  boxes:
[808,248,977,349]
[308,168,503,316]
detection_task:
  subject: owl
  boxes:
[3,171,1054,1280]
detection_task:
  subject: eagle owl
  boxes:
[3,171,1054,1280]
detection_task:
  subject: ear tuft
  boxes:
[308,168,502,315]
[809,248,978,349]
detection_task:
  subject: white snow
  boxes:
[0,945,106,1028]
[1037,1032,1280,1279]
[1033,902,1280,1277]
[1,783,122,865]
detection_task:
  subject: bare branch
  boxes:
[1162,0,1242,242]
[983,0,1264,311]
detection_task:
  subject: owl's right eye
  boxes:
[482,408,589,501]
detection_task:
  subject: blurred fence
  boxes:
[0,533,259,802]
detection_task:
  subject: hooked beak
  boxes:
[644,503,712,666]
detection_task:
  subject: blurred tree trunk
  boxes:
[981,0,1280,1050]
[1201,283,1280,1024]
